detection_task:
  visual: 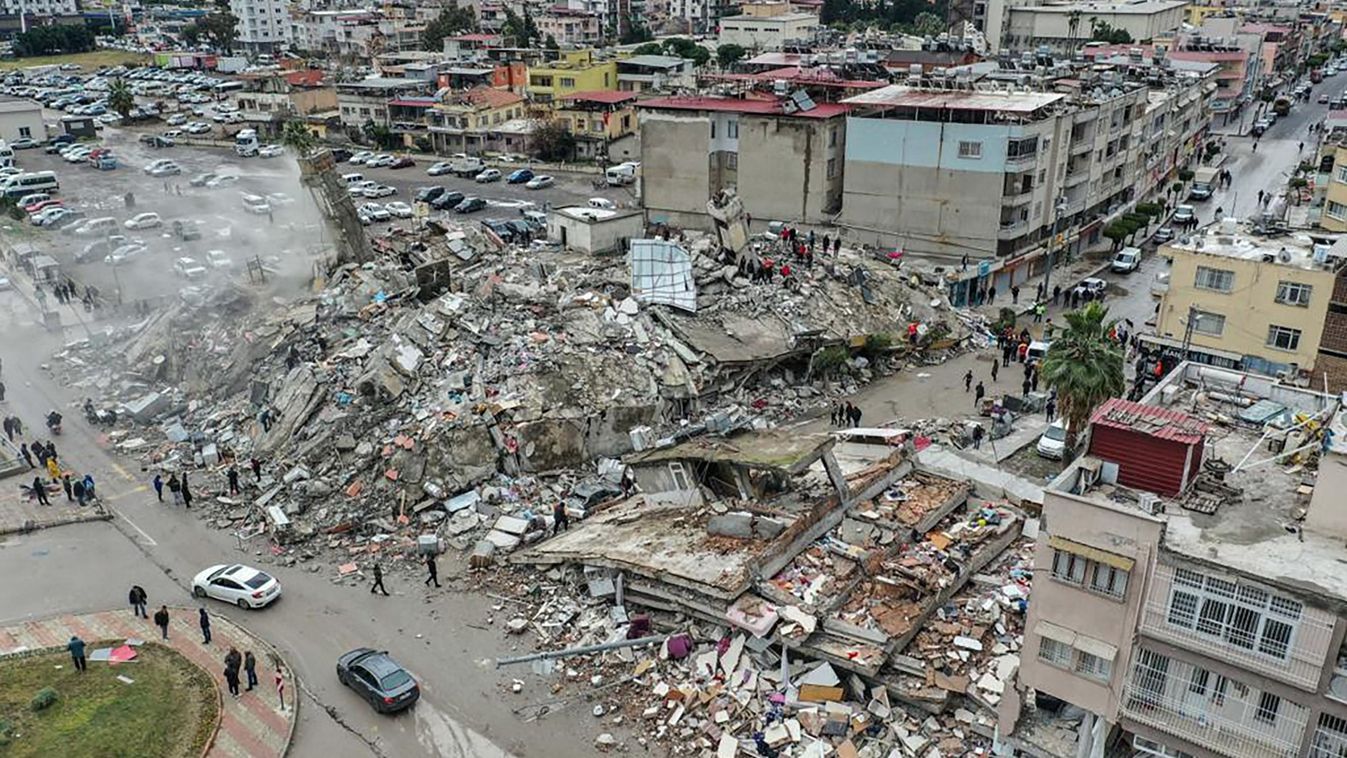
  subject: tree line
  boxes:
[14,25,95,58]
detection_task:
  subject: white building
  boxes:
[0,0,76,16]
[232,0,293,52]
[1003,0,1188,54]
[0,96,44,143]
[717,3,817,50]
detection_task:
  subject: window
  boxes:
[18,127,29,138]
[958,141,982,159]
[1328,200,1347,220]
[710,121,715,139]
[1051,549,1087,585]
[559,77,576,88]
[1008,136,1038,158]
[1165,567,1302,662]
[727,120,738,139]
[1276,281,1313,307]
[1075,651,1112,681]
[829,127,837,147]
[1194,266,1235,292]
[1336,165,1347,184]
[1267,325,1302,351]
[826,158,836,178]
[1090,563,1129,599]
[1192,310,1225,336]
[726,153,737,170]
[1038,637,1072,667]
[1256,691,1281,725]
[667,462,691,490]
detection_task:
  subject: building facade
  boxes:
[335,78,430,127]
[0,96,44,143]
[426,86,528,154]
[717,3,818,50]
[527,50,618,103]
[1155,222,1346,382]
[1002,0,1187,55]
[231,0,292,52]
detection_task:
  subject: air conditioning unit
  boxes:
[1137,492,1164,515]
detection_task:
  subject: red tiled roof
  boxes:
[1089,398,1210,445]
[560,90,639,104]
[283,70,325,88]
[452,33,501,42]
[636,96,849,118]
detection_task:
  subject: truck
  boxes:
[234,129,259,157]
[605,161,640,186]
[448,154,486,177]
[1273,96,1293,117]
[1189,166,1219,201]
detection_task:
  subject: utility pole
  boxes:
[1041,193,1068,302]
[1180,304,1198,362]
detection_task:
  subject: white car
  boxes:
[347,180,377,196]
[348,150,374,165]
[525,175,554,190]
[191,563,282,609]
[205,249,233,269]
[104,243,148,265]
[258,143,284,158]
[384,201,413,218]
[362,184,396,198]
[173,256,208,279]
[146,161,181,177]
[205,174,239,189]
[31,207,71,226]
[184,121,211,134]
[166,113,187,125]
[475,168,501,183]
[124,212,162,230]
[1036,420,1068,460]
[366,154,396,168]
[63,146,93,162]
[427,161,453,176]
[358,202,392,221]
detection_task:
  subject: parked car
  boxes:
[347,150,374,165]
[362,184,396,198]
[205,249,233,269]
[474,168,501,183]
[525,175,554,190]
[146,160,181,177]
[1151,226,1175,244]
[430,191,465,210]
[173,219,201,240]
[24,198,63,214]
[10,137,37,149]
[389,156,416,169]
[189,172,217,187]
[1110,246,1142,273]
[124,212,162,230]
[172,256,208,279]
[1036,421,1068,460]
[507,168,534,184]
[104,242,149,266]
[336,649,420,713]
[384,201,413,218]
[258,144,284,158]
[205,174,239,189]
[191,563,282,609]
[454,196,487,213]
[426,161,453,176]
[1172,204,1196,226]
[415,186,446,203]
[358,203,391,222]
[1072,277,1108,299]
[366,154,396,168]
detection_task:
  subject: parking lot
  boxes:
[9,123,633,305]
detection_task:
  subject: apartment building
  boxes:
[637,95,848,229]
[617,55,694,93]
[527,50,618,104]
[554,91,638,159]
[1009,363,1347,758]
[1154,221,1347,384]
[717,2,818,50]
[335,77,430,127]
[537,8,603,46]
[1001,0,1187,55]
[290,9,381,56]
[426,86,527,155]
[230,70,337,123]
[0,0,75,19]
[231,0,292,52]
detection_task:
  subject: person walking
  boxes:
[974,381,986,409]
[129,585,148,618]
[1022,377,1033,397]
[45,455,60,484]
[31,476,49,506]
[2,417,11,443]
[67,635,87,673]
[849,404,863,428]
[61,473,73,501]
[369,562,389,596]
[224,657,241,698]
[1010,285,1020,304]
[168,474,182,506]
[153,605,170,640]
[250,457,263,482]
[227,466,240,496]
[1046,397,1058,424]
[181,473,193,509]
[963,369,973,392]
[275,665,287,710]
[552,500,569,535]
[153,473,164,502]
[424,553,440,588]
[198,607,211,645]
[990,360,999,383]
[971,424,985,450]
[244,650,258,692]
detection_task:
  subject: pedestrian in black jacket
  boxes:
[31,476,49,506]
[154,606,169,639]
[198,607,211,645]
[128,585,147,618]
[244,650,258,691]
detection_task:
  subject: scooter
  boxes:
[46,411,62,436]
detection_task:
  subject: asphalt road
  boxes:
[10,126,632,305]
[0,314,610,757]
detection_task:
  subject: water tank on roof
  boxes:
[773,79,788,96]
[909,63,923,78]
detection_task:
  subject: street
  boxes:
[0,309,605,758]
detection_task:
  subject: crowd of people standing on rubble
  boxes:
[734,226,843,288]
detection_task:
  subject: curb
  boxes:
[0,511,112,537]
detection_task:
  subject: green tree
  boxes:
[1040,301,1125,448]
[197,12,240,52]
[501,8,531,47]
[280,119,319,157]
[544,34,560,54]
[421,4,477,51]
[662,37,709,66]
[180,23,201,47]
[107,78,135,118]
[361,119,398,149]
[620,21,653,44]
[633,42,663,55]
[716,43,747,68]
[1089,18,1132,44]
[911,11,943,36]
[531,119,576,161]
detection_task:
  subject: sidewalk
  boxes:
[0,607,297,758]
[0,481,110,535]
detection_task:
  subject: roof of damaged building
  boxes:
[629,429,834,474]
[1089,397,1209,445]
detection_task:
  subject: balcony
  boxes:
[1139,564,1336,692]
[998,218,1029,239]
[1005,151,1037,169]
[1070,137,1094,156]
[1120,650,1309,758]
[1064,169,1089,188]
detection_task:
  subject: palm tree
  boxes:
[108,79,134,119]
[1040,301,1125,448]
[280,119,319,158]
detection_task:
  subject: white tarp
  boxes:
[629,238,697,313]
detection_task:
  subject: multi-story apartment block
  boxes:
[717,2,818,51]
[537,8,603,46]
[231,0,292,52]
[527,50,618,104]
[1154,222,1347,386]
[290,9,381,56]
[335,77,431,128]
[230,70,337,124]
[554,91,638,159]
[426,85,527,155]
[1009,363,1347,758]
[1001,0,1187,56]
[637,95,849,229]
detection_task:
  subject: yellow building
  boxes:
[1321,142,1347,233]
[527,50,618,104]
[426,86,528,155]
[553,90,638,159]
[1155,221,1345,378]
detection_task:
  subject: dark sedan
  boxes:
[336,648,420,714]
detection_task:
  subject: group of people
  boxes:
[152,471,195,508]
[737,226,843,287]
[367,552,441,595]
[19,435,95,508]
[830,401,864,428]
[134,597,284,707]
[36,279,99,312]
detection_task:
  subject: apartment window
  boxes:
[1007,135,1038,158]
[1038,637,1072,667]
[560,77,575,88]
[1051,549,1087,585]
[1090,563,1129,599]
[826,158,836,178]
[1075,651,1112,682]
[17,126,29,138]
[727,120,738,139]
[1192,310,1225,336]
[1166,567,1302,662]
[1267,325,1302,352]
[726,153,737,170]
[958,141,982,159]
[1330,199,1347,218]
[1256,691,1282,725]
[667,462,691,490]
[1194,265,1235,292]
[828,127,837,147]
[1276,281,1313,307]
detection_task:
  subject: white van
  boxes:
[604,161,639,186]
[0,140,15,168]
[341,172,364,185]
[73,216,119,236]
[0,170,58,198]
[587,197,617,210]
[241,193,271,215]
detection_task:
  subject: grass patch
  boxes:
[0,50,151,72]
[0,641,218,758]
